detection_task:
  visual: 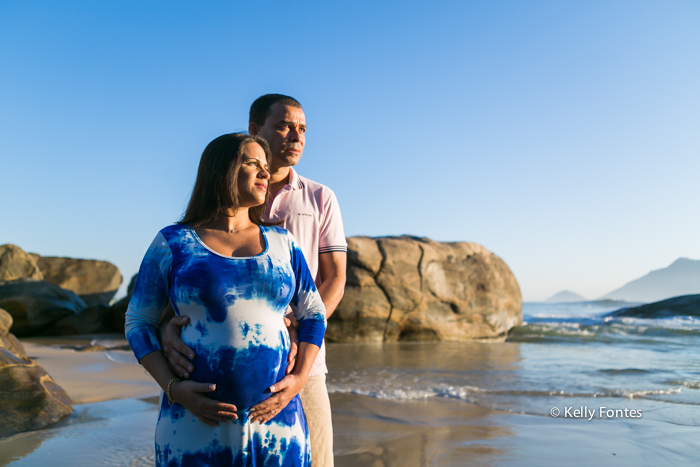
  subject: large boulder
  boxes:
[40,304,111,336]
[32,256,123,307]
[327,236,522,343]
[0,308,73,438]
[105,273,138,333]
[0,244,43,283]
[0,279,87,337]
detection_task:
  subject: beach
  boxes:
[3,302,699,467]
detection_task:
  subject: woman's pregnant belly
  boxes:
[180,308,290,411]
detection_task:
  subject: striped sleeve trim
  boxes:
[319,245,347,254]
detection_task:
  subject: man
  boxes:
[160,94,346,467]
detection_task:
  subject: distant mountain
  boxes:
[599,258,700,303]
[545,290,587,303]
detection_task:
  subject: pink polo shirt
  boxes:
[264,167,347,376]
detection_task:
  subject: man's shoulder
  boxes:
[296,173,337,198]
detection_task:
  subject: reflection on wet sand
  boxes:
[328,342,521,466]
[0,398,159,467]
[333,394,512,466]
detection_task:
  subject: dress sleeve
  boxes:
[124,232,173,361]
[288,233,327,348]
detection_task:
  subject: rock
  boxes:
[0,308,26,358]
[607,294,700,318]
[41,305,111,336]
[34,256,123,307]
[0,244,43,283]
[326,285,391,343]
[105,273,138,333]
[0,308,73,438]
[347,237,383,274]
[0,279,87,337]
[328,236,522,343]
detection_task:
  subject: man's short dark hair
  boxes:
[249,94,302,127]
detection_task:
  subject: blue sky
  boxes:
[1,1,699,301]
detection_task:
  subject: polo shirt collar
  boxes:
[287,167,304,190]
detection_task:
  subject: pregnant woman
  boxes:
[125,133,326,466]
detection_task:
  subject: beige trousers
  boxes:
[299,374,334,467]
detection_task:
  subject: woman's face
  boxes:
[237,142,270,207]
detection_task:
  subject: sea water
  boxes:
[327,301,700,426]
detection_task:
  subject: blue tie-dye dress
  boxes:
[124,224,327,467]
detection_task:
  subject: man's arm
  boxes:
[317,251,346,318]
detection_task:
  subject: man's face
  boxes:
[252,102,306,169]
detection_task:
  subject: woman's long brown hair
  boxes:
[179,133,278,228]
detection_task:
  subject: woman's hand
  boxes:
[170,381,238,427]
[248,374,305,424]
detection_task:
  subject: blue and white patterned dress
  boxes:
[125,224,326,467]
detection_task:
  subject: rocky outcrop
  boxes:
[607,294,700,318]
[0,244,43,283]
[0,244,125,336]
[32,256,122,307]
[327,236,522,343]
[105,273,137,333]
[0,279,87,337]
[0,308,73,438]
[43,304,111,336]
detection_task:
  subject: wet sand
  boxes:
[21,337,160,404]
[2,338,699,466]
[331,393,700,466]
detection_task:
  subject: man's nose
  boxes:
[289,128,303,142]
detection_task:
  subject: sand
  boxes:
[21,336,161,404]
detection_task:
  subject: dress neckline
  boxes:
[189,226,269,259]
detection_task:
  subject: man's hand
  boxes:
[170,381,237,427]
[247,374,305,424]
[161,316,196,379]
[284,316,298,375]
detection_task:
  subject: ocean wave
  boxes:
[326,381,686,402]
[509,315,700,343]
[598,368,652,375]
[664,379,700,390]
[611,388,683,399]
